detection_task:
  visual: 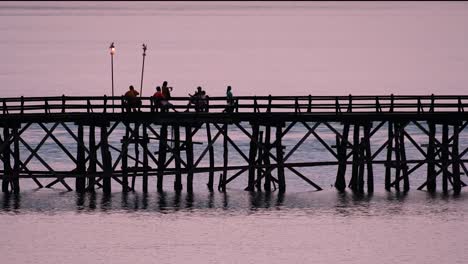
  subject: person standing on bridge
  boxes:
[124,85,140,112]
[223,85,234,113]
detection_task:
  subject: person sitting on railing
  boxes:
[152,86,165,111]
[196,90,209,112]
[124,85,140,112]
[152,85,178,113]
[223,85,234,113]
[185,86,203,112]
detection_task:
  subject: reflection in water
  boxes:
[1,189,466,217]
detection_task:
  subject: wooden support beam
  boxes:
[453,124,461,195]
[186,125,194,193]
[256,131,263,191]
[358,138,365,193]
[394,122,401,192]
[350,124,360,190]
[87,125,97,191]
[173,125,182,191]
[276,125,286,193]
[100,126,112,193]
[206,123,215,191]
[247,123,259,191]
[75,124,86,192]
[221,123,228,192]
[399,123,410,192]
[264,126,272,192]
[12,127,20,193]
[157,124,168,192]
[427,122,436,192]
[142,123,149,193]
[364,123,374,193]
[2,127,11,192]
[442,123,449,194]
[335,123,349,192]
[121,124,129,192]
[385,122,393,191]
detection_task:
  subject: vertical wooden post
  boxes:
[364,123,374,193]
[427,122,436,192]
[276,125,285,193]
[263,126,272,192]
[88,125,96,191]
[76,124,86,192]
[221,123,228,192]
[157,124,168,192]
[358,138,365,193]
[100,125,112,193]
[350,124,360,190]
[142,123,149,193]
[121,125,129,192]
[385,121,394,191]
[442,123,449,194]
[394,123,401,192]
[186,125,194,192]
[335,123,349,192]
[173,125,182,191]
[399,123,409,192]
[206,123,215,191]
[247,122,259,191]
[452,124,461,195]
[12,127,20,193]
[256,131,264,191]
[2,127,11,193]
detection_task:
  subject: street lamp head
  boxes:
[109,42,115,55]
[142,43,147,56]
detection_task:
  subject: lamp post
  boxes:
[140,43,147,97]
[109,42,116,112]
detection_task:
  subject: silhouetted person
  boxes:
[124,85,140,112]
[161,81,173,101]
[153,85,178,112]
[223,85,234,113]
[196,90,209,112]
[185,86,203,112]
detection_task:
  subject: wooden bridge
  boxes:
[0,94,467,195]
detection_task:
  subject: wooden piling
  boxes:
[12,127,20,193]
[247,123,259,191]
[276,125,286,193]
[221,123,228,192]
[399,123,409,192]
[350,124,360,190]
[173,125,182,191]
[442,123,449,194]
[142,123,149,193]
[335,123,349,192]
[100,125,112,193]
[427,122,436,192]
[394,123,401,192]
[157,124,168,192]
[2,127,11,193]
[256,131,263,191]
[186,125,194,192]
[452,124,461,195]
[364,124,374,193]
[88,125,96,191]
[121,125,129,192]
[385,121,394,191]
[263,125,272,192]
[75,124,86,192]
[358,138,365,193]
[206,123,215,191]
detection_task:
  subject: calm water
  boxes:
[1,2,468,264]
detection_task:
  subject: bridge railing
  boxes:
[0,95,467,115]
